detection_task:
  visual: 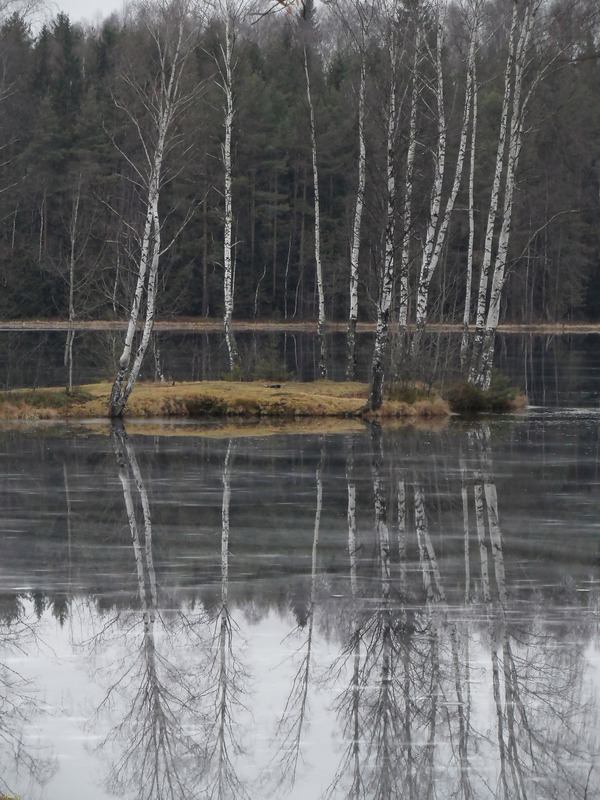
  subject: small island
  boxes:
[0,378,527,421]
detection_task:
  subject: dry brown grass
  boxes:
[0,380,450,422]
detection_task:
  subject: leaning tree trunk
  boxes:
[460,43,478,373]
[411,9,472,358]
[110,170,162,417]
[109,3,190,417]
[471,0,538,388]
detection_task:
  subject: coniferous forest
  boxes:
[0,0,599,395]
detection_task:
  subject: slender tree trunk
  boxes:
[221,4,240,373]
[64,180,81,394]
[398,19,422,342]
[411,9,472,357]
[109,5,190,417]
[470,0,538,388]
[367,39,397,410]
[110,178,162,416]
[346,58,366,381]
[304,45,328,378]
[476,4,537,388]
[460,42,478,373]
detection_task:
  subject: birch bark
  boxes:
[304,43,328,378]
[346,56,366,380]
[470,0,539,388]
[460,48,478,372]
[411,7,473,357]
[218,0,241,373]
[475,2,538,388]
[397,19,422,344]
[109,1,195,417]
[367,30,398,410]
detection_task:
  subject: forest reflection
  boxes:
[1,419,600,799]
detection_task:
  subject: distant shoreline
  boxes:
[1,319,599,334]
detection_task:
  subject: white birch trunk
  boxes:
[367,40,397,410]
[468,3,518,383]
[304,45,328,378]
[461,20,479,372]
[398,21,422,340]
[476,3,538,389]
[109,4,190,417]
[346,57,366,380]
[221,3,240,373]
[411,10,472,356]
[411,14,446,356]
[469,1,539,387]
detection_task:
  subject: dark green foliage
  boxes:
[386,381,432,404]
[243,336,293,382]
[445,374,525,413]
[0,0,597,337]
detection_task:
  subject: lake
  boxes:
[1,332,600,799]
[3,327,600,407]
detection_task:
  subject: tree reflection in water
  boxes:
[202,439,250,800]
[89,427,250,800]
[471,424,599,800]
[88,423,209,800]
[322,422,600,800]
[7,420,598,799]
[0,595,57,797]
[271,437,326,791]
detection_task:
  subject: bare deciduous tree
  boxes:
[109,0,199,417]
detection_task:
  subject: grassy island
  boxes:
[0,380,452,421]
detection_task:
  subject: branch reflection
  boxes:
[0,594,57,796]
[202,439,250,800]
[324,422,600,800]
[90,423,209,800]
[27,420,599,799]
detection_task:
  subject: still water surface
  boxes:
[3,328,600,407]
[1,402,600,799]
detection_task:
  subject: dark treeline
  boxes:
[0,0,598,328]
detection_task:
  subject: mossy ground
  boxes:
[0,380,450,421]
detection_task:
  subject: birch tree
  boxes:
[203,440,249,800]
[215,0,241,373]
[410,0,475,358]
[345,54,366,380]
[397,8,422,346]
[469,0,541,388]
[337,0,373,380]
[105,423,207,799]
[366,8,400,410]
[109,0,198,417]
[460,1,480,372]
[297,0,328,377]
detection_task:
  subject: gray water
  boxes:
[1,401,600,799]
[3,328,600,408]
